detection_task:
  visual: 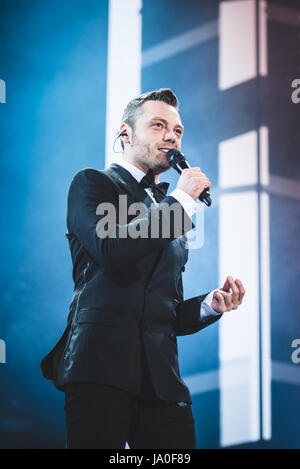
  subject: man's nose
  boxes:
[163,130,176,143]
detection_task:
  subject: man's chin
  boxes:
[162,156,172,170]
[155,162,170,174]
[157,152,171,166]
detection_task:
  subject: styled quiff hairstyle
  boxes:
[120,88,179,150]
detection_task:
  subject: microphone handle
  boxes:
[175,160,212,207]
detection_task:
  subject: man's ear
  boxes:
[119,124,131,146]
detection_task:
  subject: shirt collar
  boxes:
[114,157,150,183]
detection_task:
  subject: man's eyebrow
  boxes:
[149,117,184,131]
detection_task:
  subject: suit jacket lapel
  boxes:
[105,163,154,207]
[103,163,170,282]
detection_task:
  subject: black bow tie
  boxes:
[139,168,169,202]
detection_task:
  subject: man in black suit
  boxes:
[41,88,245,449]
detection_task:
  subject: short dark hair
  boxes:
[120,88,179,150]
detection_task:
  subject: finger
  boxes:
[192,177,211,192]
[216,290,232,310]
[235,279,246,303]
[223,292,233,310]
[197,180,211,192]
[228,276,240,306]
[187,167,202,174]
[193,174,210,183]
[222,276,231,293]
[213,291,226,312]
[204,178,211,191]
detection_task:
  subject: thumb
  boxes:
[213,290,225,301]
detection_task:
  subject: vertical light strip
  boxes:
[218,0,267,446]
[105,2,142,449]
[219,131,258,188]
[219,133,260,447]
[259,0,268,76]
[105,0,142,168]
[219,192,260,446]
[260,191,271,440]
[219,1,256,90]
[259,126,269,186]
[259,126,271,440]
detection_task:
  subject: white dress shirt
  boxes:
[114,158,221,317]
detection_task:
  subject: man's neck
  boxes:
[122,156,160,183]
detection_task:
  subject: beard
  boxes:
[130,131,170,175]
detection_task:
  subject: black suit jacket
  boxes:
[40,164,222,404]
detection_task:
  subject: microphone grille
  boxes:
[166,148,185,167]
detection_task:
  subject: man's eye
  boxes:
[152,123,182,135]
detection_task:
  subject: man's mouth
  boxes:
[158,148,174,153]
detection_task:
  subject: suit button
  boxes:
[169,332,176,340]
[173,298,179,306]
[176,401,188,407]
[147,285,152,292]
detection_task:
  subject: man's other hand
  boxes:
[211,276,245,314]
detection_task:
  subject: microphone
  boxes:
[166,148,212,207]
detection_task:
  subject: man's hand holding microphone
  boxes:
[176,167,211,201]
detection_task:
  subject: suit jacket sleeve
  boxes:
[175,274,223,336]
[67,168,194,269]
